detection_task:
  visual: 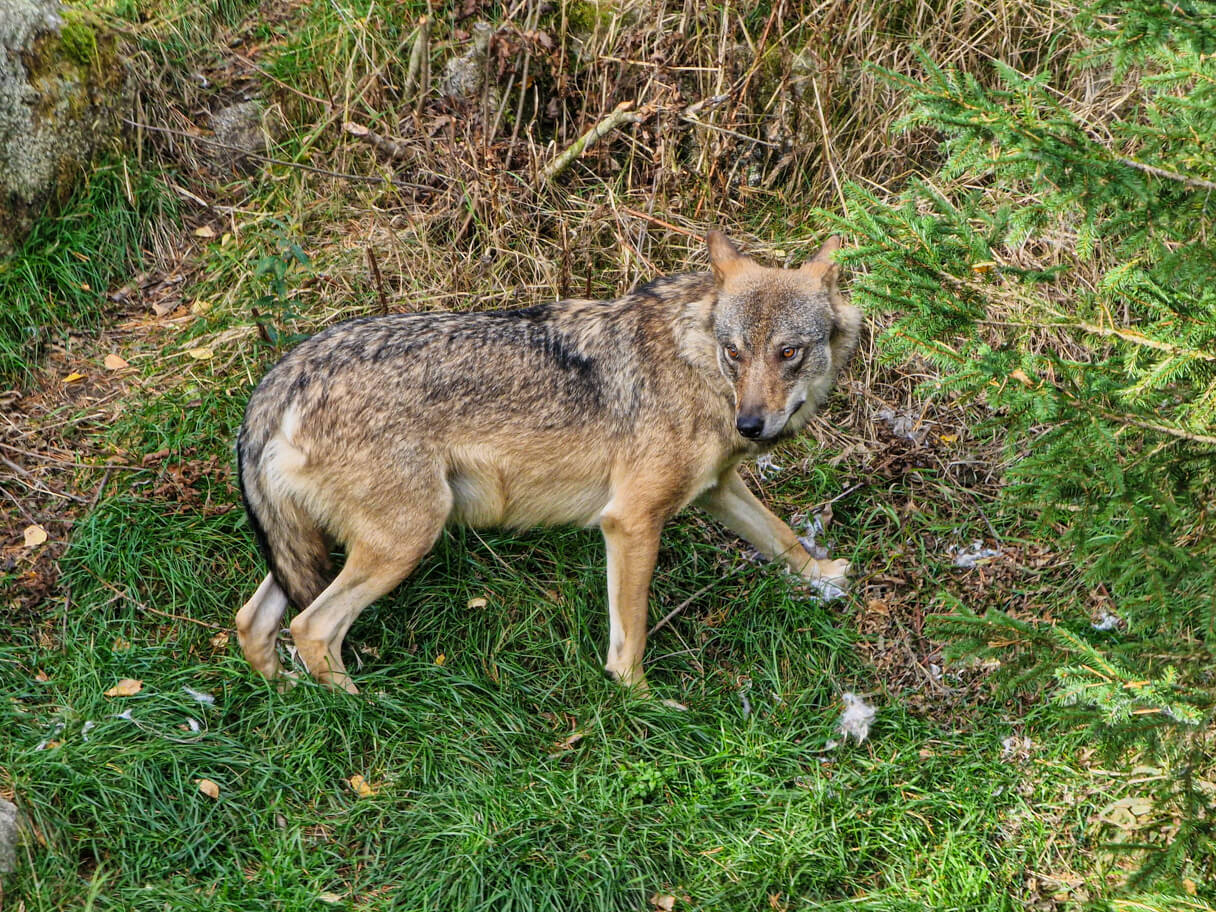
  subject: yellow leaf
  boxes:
[104,353,130,371]
[23,524,48,547]
[938,433,958,444]
[209,630,230,650]
[650,894,676,911]
[193,225,217,238]
[186,347,213,360]
[62,372,85,383]
[971,261,997,273]
[318,893,343,904]
[191,300,212,315]
[196,778,220,799]
[112,637,131,652]
[1009,369,1034,387]
[466,597,488,609]
[349,774,375,798]
[104,678,143,697]
[434,653,446,666]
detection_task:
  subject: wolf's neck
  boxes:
[673,287,723,378]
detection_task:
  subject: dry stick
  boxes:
[812,76,849,217]
[403,16,430,105]
[93,575,231,631]
[343,121,411,160]
[620,207,701,239]
[124,119,432,192]
[540,101,643,182]
[367,249,390,314]
[649,558,770,638]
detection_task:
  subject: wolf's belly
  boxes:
[445,444,613,529]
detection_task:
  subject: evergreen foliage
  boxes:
[840,0,1216,886]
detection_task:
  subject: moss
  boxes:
[58,14,98,67]
[561,1,616,34]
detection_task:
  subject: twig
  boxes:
[1116,156,1216,192]
[540,101,643,182]
[649,561,754,638]
[94,576,230,631]
[620,207,700,239]
[366,249,390,315]
[0,455,88,503]
[123,119,433,193]
[403,16,430,105]
[343,121,412,161]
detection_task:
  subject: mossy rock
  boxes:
[1,0,128,256]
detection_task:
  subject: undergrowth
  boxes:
[0,164,175,384]
[3,0,1211,908]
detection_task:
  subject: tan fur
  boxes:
[235,233,862,694]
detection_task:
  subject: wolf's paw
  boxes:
[807,558,850,600]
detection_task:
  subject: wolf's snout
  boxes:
[736,413,766,439]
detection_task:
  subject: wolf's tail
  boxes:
[236,425,332,612]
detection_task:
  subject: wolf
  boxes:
[235,232,861,695]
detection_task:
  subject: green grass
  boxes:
[1,461,1099,910]
[0,163,175,384]
[0,0,1153,906]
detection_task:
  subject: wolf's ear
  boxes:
[801,236,843,285]
[706,230,748,284]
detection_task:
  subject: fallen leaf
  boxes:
[548,728,587,754]
[650,894,676,911]
[434,653,446,666]
[151,299,177,317]
[104,678,143,698]
[186,347,213,360]
[349,774,376,798]
[23,524,48,547]
[62,371,85,384]
[112,637,131,652]
[467,596,487,609]
[318,893,343,904]
[104,353,130,371]
[209,630,230,650]
[343,121,369,137]
[191,300,212,315]
[1009,368,1034,387]
[34,669,49,682]
[196,778,220,799]
[193,225,217,238]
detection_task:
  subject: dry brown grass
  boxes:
[113,0,1087,313]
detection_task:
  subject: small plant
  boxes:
[250,230,311,349]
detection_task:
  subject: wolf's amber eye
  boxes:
[724,344,740,361]
[780,346,800,361]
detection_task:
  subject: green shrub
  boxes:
[841,0,1215,887]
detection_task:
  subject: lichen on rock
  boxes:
[0,0,126,254]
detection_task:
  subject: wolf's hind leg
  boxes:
[697,467,850,590]
[236,573,290,680]
[289,523,443,694]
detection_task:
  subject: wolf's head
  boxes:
[707,231,861,443]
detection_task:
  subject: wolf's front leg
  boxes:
[599,508,663,691]
[696,467,850,592]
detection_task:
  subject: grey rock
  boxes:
[0,0,127,254]
[210,100,267,165]
[0,797,18,875]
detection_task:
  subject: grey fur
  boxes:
[236,233,861,694]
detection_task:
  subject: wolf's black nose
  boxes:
[736,414,765,438]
